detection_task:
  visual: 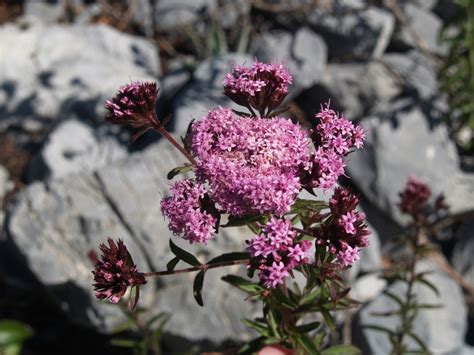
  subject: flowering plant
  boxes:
[92,60,371,353]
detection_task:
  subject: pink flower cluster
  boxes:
[223,60,292,113]
[191,107,309,217]
[160,179,218,244]
[308,104,365,190]
[248,218,311,288]
[398,176,432,215]
[315,187,370,268]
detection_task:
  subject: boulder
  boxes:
[382,50,438,101]
[299,60,400,120]
[171,53,253,135]
[5,140,258,343]
[305,1,395,59]
[346,98,474,225]
[147,0,216,31]
[27,119,127,181]
[395,4,446,56]
[451,220,474,288]
[250,28,327,97]
[0,23,159,135]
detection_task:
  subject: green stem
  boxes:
[392,219,421,355]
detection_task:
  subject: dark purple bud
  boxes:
[105,82,159,141]
[398,176,432,215]
[92,238,146,305]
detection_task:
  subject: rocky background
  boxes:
[0,0,473,354]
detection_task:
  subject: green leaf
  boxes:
[269,287,297,309]
[110,319,135,334]
[110,338,141,348]
[208,252,250,264]
[2,343,23,355]
[146,313,170,329]
[166,164,193,179]
[322,345,361,355]
[407,332,429,352]
[0,320,33,346]
[320,307,335,329]
[300,288,322,306]
[414,303,443,309]
[193,270,206,307]
[222,275,264,294]
[288,199,328,214]
[295,321,321,334]
[296,334,319,354]
[370,310,401,317]
[267,309,282,339]
[415,276,440,296]
[169,239,201,266]
[222,214,267,228]
[166,256,180,272]
[128,285,140,311]
[383,290,405,307]
[238,336,265,354]
[241,319,270,337]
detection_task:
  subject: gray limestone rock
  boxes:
[152,0,216,31]
[6,140,258,342]
[305,60,401,120]
[354,259,468,354]
[346,98,474,225]
[382,50,438,100]
[306,2,395,59]
[0,23,159,134]
[27,119,127,181]
[250,28,327,97]
[172,53,253,135]
[451,220,474,288]
[396,4,446,56]
[0,166,13,205]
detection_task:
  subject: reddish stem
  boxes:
[144,259,249,278]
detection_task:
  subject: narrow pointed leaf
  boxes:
[166,256,180,272]
[222,275,263,294]
[166,164,193,180]
[242,319,270,337]
[407,332,429,352]
[209,252,250,264]
[322,345,361,354]
[193,270,206,307]
[295,321,321,333]
[238,336,265,354]
[296,334,319,354]
[222,214,266,228]
[169,239,201,266]
[128,285,140,311]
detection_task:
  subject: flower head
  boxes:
[336,245,360,268]
[315,187,370,267]
[223,60,292,113]
[398,176,432,215]
[191,107,309,217]
[161,179,218,244]
[305,103,365,190]
[92,238,146,304]
[248,217,311,288]
[105,81,159,140]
